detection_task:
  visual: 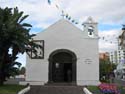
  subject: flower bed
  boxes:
[98,83,120,94]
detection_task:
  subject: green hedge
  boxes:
[0,85,25,94]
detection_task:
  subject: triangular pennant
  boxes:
[72,19,75,23]
[66,14,68,18]
[55,4,59,9]
[68,16,71,20]
[75,22,78,24]
[102,37,105,40]
[48,0,51,5]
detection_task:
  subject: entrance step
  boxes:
[45,82,76,86]
[25,86,84,94]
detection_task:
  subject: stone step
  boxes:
[25,86,84,94]
[45,82,76,86]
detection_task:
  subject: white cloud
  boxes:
[0,0,61,27]
[0,0,124,29]
[16,53,26,67]
[99,29,122,52]
[99,42,117,52]
[59,0,125,24]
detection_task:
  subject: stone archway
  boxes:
[48,49,77,83]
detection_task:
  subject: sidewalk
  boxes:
[25,86,84,94]
[114,78,125,86]
[114,78,125,94]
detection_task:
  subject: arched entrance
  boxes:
[48,49,77,83]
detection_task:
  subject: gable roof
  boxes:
[34,19,90,39]
[38,19,82,33]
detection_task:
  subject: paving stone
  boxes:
[25,86,84,94]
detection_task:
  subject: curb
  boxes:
[18,85,30,94]
[83,87,93,94]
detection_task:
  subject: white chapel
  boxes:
[24,17,100,86]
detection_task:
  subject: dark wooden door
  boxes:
[52,62,73,82]
[52,52,72,82]
[52,62,64,82]
[49,50,77,83]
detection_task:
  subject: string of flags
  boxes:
[47,0,120,45]
[93,32,119,44]
[99,35,119,44]
[47,0,79,25]
[48,0,52,5]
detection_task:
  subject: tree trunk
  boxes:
[0,70,4,85]
[0,54,4,85]
[0,50,8,86]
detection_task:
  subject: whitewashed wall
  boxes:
[25,19,100,85]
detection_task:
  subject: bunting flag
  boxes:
[72,19,75,23]
[47,0,121,42]
[47,0,81,26]
[75,21,78,24]
[61,10,64,14]
[47,0,122,46]
[65,14,68,18]
[47,0,118,43]
[68,16,71,20]
[102,37,105,40]
[98,35,119,44]
[55,4,59,9]
[48,0,51,4]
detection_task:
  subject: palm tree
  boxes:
[0,7,39,85]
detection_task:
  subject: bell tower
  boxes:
[83,17,98,38]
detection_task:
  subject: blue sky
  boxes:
[0,0,125,66]
[99,24,122,31]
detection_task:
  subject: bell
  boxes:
[89,32,92,35]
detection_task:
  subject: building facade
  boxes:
[110,26,125,80]
[109,50,125,64]
[23,17,100,86]
[109,51,118,64]
[99,52,109,61]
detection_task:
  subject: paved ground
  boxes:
[114,78,125,86]
[4,78,25,85]
[113,78,125,94]
[25,85,84,94]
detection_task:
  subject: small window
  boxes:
[26,40,44,59]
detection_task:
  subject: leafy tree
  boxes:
[99,58,116,82]
[0,7,40,85]
[19,67,26,75]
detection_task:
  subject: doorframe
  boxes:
[48,49,77,83]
